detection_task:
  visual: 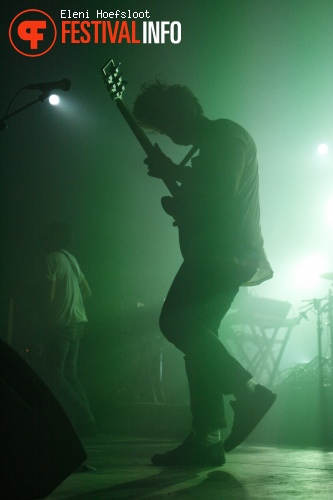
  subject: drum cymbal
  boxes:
[320,272,333,280]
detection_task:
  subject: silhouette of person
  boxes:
[42,221,96,437]
[133,81,276,465]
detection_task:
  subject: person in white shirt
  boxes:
[43,221,96,437]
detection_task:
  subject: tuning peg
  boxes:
[113,63,121,75]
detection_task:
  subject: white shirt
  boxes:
[46,250,88,327]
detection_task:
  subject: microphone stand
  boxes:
[327,288,333,385]
[299,298,325,387]
[313,298,324,388]
[0,90,51,131]
[300,294,333,447]
[328,288,333,449]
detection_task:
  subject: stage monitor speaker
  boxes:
[0,339,87,499]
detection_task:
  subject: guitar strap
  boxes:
[179,145,199,167]
[160,145,199,225]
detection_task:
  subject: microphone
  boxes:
[24,78,71,92]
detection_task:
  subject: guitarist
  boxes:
[133,81,275,466]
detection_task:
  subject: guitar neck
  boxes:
[116,98,179,197]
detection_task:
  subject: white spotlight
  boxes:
[317,143,329,155]
[49,94,60,106]
[326,196,333,228]
[294,254,327,289]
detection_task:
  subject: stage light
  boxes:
[326,196,333,228]
[49,94,60,105]
[317,143,329,155]
[294,254,328,289]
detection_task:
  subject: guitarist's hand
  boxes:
[144,144,176,179]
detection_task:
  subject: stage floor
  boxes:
[48,434,333,499]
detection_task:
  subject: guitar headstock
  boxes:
[101,58,127,100]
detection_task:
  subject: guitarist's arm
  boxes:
[144,143,192,184]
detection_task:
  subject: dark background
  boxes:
[1,1,332,400]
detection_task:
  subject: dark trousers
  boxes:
[159,259,254,433]
[44,323,95,431]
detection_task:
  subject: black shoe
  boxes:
[151,434,225,466]
[224,384,277,452]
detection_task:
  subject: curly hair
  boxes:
[132,80,203,133]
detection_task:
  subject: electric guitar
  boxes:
[101,58,180,206]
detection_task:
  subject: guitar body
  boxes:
[161,196,178,226]
[160,196,174,216]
